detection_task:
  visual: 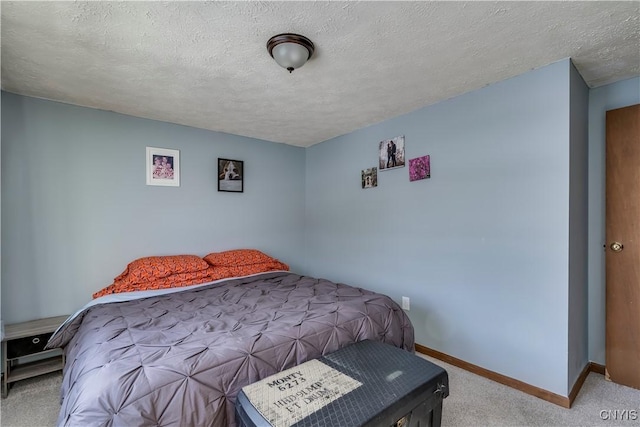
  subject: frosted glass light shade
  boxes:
[267,33,315,73]
[272,42,310,72]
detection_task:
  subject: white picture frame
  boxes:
[146,146,180,187]
[379,135,406,171]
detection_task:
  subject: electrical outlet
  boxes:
[402,296,410,311]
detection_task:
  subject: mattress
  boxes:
[47,271,414,426]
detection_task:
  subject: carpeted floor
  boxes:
[422,356,640,427]
[1,355,639,426]
[0,371,61,426]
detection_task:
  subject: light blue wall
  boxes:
[1,92,306,324]
[567,63,589,388]
[305,60,573,396]
[587,77,640,365]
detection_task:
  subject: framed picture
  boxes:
[146,147,180,187]
[218,158,244,193]
[379,135,405,171]
[361,167,378,189]
[409,155,431,181]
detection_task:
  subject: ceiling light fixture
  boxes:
[266,33,314,73]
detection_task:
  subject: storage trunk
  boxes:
[236,340,449,427]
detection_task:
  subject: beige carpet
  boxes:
[1,356,639,426]
[0,372,61,426]
[420,355,640,427]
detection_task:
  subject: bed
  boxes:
[47,271,414,426]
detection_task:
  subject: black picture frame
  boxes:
[217,158,244,193]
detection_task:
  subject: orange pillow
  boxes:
[223,262,289,277]
[203,249,283,267]
[94,268,215,299]
[114,255,209,286]
[204,263,288,282]
[93,262,291,299]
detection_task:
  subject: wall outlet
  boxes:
[402,296,410,311]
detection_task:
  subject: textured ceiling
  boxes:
[2,1,639,147]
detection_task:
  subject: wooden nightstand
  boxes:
[2,315,69,398]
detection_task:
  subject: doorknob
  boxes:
[610,242,624,252]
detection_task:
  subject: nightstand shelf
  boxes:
[7,354,64,383]
[2,315,69,398]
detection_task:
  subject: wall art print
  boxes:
[409,155,431,182]
[146,146,180,187]
[218,158,244,193]
[361,167,378,189]
[379,135,405,171]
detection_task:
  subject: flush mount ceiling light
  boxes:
[267,33,315,73]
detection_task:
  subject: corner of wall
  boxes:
[567,62,590,393]
[0,90,3,330]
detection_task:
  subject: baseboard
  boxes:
[568,363,591,405]
[415,343,573,408]
[589,362,605,375]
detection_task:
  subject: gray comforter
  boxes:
[48,272,414,426]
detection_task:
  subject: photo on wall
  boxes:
[218,158,244,193]
[146,146,180,187]
[361,167,378,189]
[409,155,431,182]
[379,135,405,171]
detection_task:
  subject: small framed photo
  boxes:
[379,135,405,171]
[362,167,378,189]
[146,147,180,187]
[409,155,431,181]
[218,158,244,193]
